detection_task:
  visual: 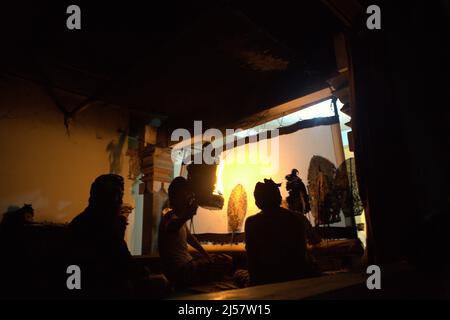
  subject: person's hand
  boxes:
[120,203,134,217]
[216,253,233,264]
[208,254,232,274]
[210,253,232,266]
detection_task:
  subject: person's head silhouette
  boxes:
[286,169,300,182]
[254,178,282,212]
[88,174,124,217]
[0,204,34,230]
[168,176,198,220]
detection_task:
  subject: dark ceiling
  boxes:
[2,0,347,132]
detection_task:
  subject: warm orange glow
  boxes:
[194,125,342,233]
[216,143,278,216]
[213,159,225,195]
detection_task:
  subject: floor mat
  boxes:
[188,279,239,293]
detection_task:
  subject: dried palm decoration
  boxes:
[227,184,248,233]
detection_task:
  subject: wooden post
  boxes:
[140,144,173,255]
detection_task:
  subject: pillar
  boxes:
[140,144,173,255]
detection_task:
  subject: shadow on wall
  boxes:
[106,129,127,174]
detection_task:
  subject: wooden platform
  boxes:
[170,271,367,300]
[194,239,364,256]
[194,228,358,244]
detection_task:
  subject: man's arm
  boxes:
[300,215,321,245]
[161,210,193,233]
[186,228,210,260]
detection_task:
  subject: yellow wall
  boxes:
[0,77,137,248]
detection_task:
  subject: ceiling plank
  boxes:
[320,0,362,28]
[228,87,333,131]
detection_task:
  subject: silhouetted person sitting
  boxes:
[0,204,35,298]
[67,174,135,299]
[0,204,34,235]
[245,179,319,286]
[158,177,232,288]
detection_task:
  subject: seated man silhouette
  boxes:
[245,179,319,286]
[0,204,35,298]
[0,204,34,234]
[67,174,170,299]
[158,176,231,287]
[67,174,133,298]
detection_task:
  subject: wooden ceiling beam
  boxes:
[227,87,333,131]
[320,0,363,29]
